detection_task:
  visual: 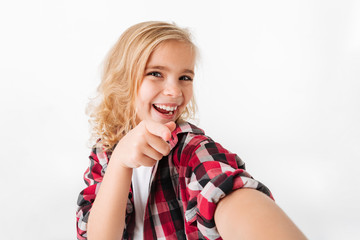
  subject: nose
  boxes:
[163,79,182,97]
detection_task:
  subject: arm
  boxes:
[180,134,303,239]
[76,143,133,240]
[214,188,307,240]
[86,120,175,239]
[87,158,133,240]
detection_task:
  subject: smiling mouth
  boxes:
[153,104,177,115]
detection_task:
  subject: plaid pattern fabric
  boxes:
[76,122,273,239]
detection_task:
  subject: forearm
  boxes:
[87,158,133,240]
[214,188,307,240]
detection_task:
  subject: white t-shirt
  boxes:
[131,166,153,240]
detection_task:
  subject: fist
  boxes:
[111,120,176,168]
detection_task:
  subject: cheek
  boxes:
[184,85,194,104]
[137,82,156,104]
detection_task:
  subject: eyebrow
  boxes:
[146,65,195,75]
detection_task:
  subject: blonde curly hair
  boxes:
[87,21,198,150]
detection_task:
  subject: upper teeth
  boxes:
[154,104,178,111]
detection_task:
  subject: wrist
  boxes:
[109,154,134,171]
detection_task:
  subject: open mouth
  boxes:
[153,104,178,116]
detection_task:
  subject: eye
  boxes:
[179,75,193,81]
[147,71,162,77]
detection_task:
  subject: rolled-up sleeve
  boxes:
[76,144,109,240]
[183,136,273,240]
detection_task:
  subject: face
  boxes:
[135,40,195,124]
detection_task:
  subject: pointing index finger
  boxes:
[144,120,175,141]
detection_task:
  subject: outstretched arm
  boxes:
[214,188,307,240]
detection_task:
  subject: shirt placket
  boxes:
[142,160,160,239]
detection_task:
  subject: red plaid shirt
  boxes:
[76,122,273,239]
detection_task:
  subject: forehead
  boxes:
[146,40,196,71]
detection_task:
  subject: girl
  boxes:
[76,21,306,240]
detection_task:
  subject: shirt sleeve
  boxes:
[183,135,273,240]
[76,144,109,240]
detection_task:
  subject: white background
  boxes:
[0,0,359,239]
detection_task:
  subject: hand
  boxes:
[110,120,176,169]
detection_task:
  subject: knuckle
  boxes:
[143,160,155,167]
[163,145,171,155]
[156,154,163,161]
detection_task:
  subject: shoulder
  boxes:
[171,122,242,166]
[173,121,206,137]
[171,121,214,151]
[89,139,113,166]
[172,121,247,172]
